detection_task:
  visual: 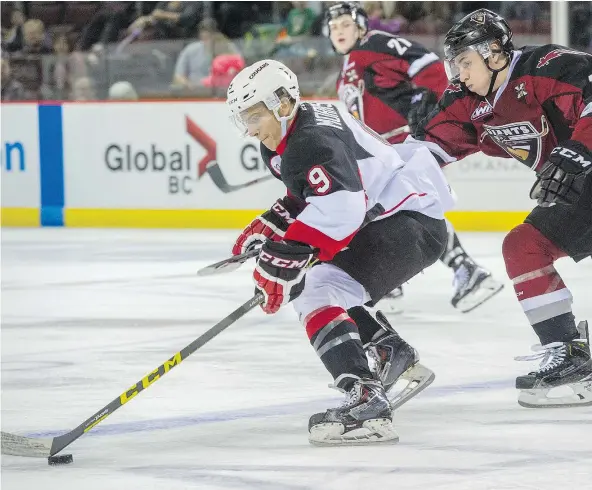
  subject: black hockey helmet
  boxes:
[322,2,369,39]
[443,9,514,94]
[444,8,513,62]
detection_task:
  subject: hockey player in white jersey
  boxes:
[226,59,456,444]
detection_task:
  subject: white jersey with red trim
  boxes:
[260,102,455,261]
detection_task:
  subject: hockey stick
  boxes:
[197,248,259,277]
[380,125,410,140]
[205,161,274,193]
[1,293,264,459]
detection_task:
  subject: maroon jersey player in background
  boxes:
[325,2,504,313]
[412,8,592,408]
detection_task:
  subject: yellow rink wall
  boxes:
[1,101,534,231]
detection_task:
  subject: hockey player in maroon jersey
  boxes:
[412,8,592,408]
[325,2,504,313]
[226,59,456,444]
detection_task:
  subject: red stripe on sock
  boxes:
[305,306,350,340]
[515,274,567,301]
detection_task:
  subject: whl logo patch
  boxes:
[471,100,493,120]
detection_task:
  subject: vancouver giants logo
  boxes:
[536,48,589,68]
[481,116,550,169]
[471,100,493,120]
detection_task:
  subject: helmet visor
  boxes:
[443,41,494,81]
[228,92,282,137]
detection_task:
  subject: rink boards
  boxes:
[1,101,534,230]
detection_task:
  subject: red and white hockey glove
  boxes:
[535,141,592,206]
[253,241,315,314]
[232,198,296,256]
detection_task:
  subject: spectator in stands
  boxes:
[1,57,25,101]
[108,81,138,100]
[570,2,592,51]
[21,19,52,55]
[71,77,96,101]
[285,2,317,38]
[47,34,73,100]
[364,1,406,34]
[128,1,202,40]
[77,2,135,51]
[3,9,25,53]
[201,54,245,90]
[171,18,240,89]
[273,1,317,56]
[500,2,541,32]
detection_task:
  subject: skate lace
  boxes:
[452,263,470,293]
[514,342,567,373]
[338,387,361,408]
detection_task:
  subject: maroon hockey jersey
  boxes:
[414,44,592,172]
[336,30,448,143]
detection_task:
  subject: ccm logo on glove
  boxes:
[550,147,591,168]
[259,251,310,269]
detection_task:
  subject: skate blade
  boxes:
[308,419,399,446]
[456,276,504,313]
[518,380,592,408]
[389,363,436,410]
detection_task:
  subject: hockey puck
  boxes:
[48,454,73,465]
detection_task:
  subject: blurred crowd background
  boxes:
[2,1,591,102]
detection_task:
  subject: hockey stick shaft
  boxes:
[2,293,264,458]
[197,248,259,276]
[380,125,410,140]
[205,161,274,193]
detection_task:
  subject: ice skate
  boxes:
[308,378,399,446]
[365,310,435,409]
[451,260,504,313]
[515,321,592,408]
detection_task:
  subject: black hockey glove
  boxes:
[407,88,438,136]
[253,240,315,314]
[536,141,592,206]
[232,197,300,256]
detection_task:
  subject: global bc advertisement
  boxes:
[61,101,284,212]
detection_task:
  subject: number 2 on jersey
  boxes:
[307,166,332,195]
[387,37,412,56]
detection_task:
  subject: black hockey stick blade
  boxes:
[1,293,264,459]
[197,248,259,277]
[205,161,274,193]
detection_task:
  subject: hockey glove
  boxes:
[407,88,438,136]
[253,240,315,314]
[536,141,592,206]
[232,198,297,256]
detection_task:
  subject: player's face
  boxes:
[454,50,492,96]
[329,15,360,54]
[241,103,281,150]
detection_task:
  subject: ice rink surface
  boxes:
[1,228,591,490]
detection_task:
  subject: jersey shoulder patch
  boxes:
[439,82,472,109]
[514,44,592,78]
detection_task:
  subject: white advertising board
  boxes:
[62,102,284,209]
[0,104,40,207]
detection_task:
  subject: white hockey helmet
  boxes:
[226,59,300,136]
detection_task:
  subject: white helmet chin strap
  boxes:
[274,102,300,138]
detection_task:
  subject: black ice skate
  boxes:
[308,378,398,445]
[451,260,504,313]
[515,321,592,408]
[365,310,435,409]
